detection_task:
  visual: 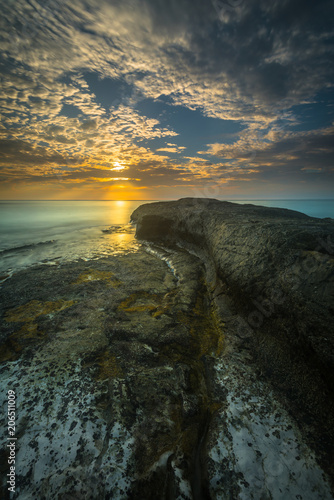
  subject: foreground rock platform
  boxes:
[0,198,333,499]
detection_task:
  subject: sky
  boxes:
[0,0,334,200]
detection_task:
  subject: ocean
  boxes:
[0,200,143,277]
[0,199,333,278]
[232,199,334,219]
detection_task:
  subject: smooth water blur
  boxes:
[0,201,141,245]
[0,201,147,275]
[232,199,334,219]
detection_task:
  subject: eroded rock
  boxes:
[132,198,334,496]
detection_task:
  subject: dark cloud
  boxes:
[0,139,81,166]
[212,127,334,182]
[80,119,97,130]
[162,0,334,107]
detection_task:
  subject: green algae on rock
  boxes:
[72,269,122,287]
[5,299,76,323]
[1,299,76,362]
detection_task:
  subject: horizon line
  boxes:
[0,198,334,202]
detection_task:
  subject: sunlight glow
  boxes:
[111,162,125,171]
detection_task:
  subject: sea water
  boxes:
[0,201,144,276]
[0,199,333,277]
[233,199,334,219]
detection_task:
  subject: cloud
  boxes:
[2,0,333,114]
[202,126,334,183]
[0,0,333,197]
[156,145,187,153]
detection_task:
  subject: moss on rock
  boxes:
[1,299,75,362]
[72,269,122,287]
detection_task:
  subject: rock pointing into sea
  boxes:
[0,198,333,499]
[132,198,334,492]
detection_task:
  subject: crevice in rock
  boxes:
[127,260,224,499]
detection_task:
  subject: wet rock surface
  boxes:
[0,199,333,499]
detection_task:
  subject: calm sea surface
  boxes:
[233,199,334,219]
[0,199,333,276]
[0,201,143,276]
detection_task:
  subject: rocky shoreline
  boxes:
[0,198,333,499]
[132,198,334,491]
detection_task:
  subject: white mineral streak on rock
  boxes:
[171,460,193,499]
[209,357,333,499]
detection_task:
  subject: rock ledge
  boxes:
[132,197,334,484]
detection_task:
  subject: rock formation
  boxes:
[132,198,334,493]
[0,198,333,499]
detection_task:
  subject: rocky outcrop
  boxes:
[132,198,334,486]
[1,199,333,499]
[0,250,220,498]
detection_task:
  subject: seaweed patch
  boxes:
[72,269,122,287]
[1,299,75,362]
